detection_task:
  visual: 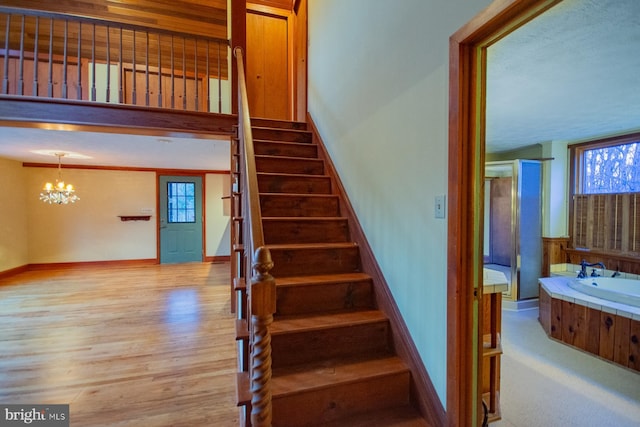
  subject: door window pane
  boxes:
[167,182,196,223]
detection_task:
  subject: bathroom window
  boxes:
[573,133,640,194]
[569,133,640,254]
[581,141,640,194]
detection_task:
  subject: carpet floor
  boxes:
[492,308,640,426]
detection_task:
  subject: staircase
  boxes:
[234,119,430,426]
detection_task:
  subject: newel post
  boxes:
[250,246,276,427]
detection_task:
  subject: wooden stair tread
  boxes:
[250,118,308,130]
[266,242,358,250]
[263,216,345,221]
[321,405,430,427]
[275,272,372,287]
[272,309,387,334]
[252,126,312,135]
[260,192,339,198]
[257,171,330,178]
[271,355,408,397]
[256,153,323,161]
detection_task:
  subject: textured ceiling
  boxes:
[486,0,640,153]
[0,125,231,170]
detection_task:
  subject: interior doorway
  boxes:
[159,175,203,264]
[447,0,562,425]
[246,6,291,120]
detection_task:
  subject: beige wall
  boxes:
[206,173,231,257]
[0,158,29,271]
[308,0,492,404]
[0,162,230,269]
[27,167,157,263]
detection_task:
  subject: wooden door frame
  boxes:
[447,0,561,425]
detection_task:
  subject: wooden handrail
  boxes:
[234,47,264,249]
[234,46,275,427]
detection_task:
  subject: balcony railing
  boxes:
[0,6,230,113]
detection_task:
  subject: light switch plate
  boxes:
[435,195,446,218]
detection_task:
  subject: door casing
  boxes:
[447,0,562,425]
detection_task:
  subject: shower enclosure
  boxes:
[485,160,542,307]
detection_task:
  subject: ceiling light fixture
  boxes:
[40,153,80,205]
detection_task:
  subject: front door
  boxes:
[159,175,203,264]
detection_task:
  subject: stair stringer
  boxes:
[307,114,447,427]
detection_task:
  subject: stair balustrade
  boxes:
[233,46,275,427]
[0,6,228,112]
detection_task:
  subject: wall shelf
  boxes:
[118,215,152,222]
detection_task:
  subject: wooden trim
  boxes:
[230,0,246,115]
[0,96,237,137]
[249,0,295,11]
[204,255,230,263]
[22,162,230,174]
[448,1,561,425]
[292,0,307,122]
[307,114,445,426]
[542,237,569,277]
[0,264,29,280]
[26,259,158,271]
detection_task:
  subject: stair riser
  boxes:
[271,321,390,368]
[269,246,360,277]
[258,174,332,194]
[256,156,324,175]
[272,372,411,426]
[263,219,349,244]
[252,127,312,143]
[254,140,318,158]
[260,195,340,217]
[276,280,374,316]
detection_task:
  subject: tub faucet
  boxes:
[612,268,621,278]
[578,260,606,278]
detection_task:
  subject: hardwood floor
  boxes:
[0,262,239,426]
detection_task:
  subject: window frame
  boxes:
[570,131,640,195]
[569,131,640,254]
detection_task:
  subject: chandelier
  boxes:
[40,153,80,204]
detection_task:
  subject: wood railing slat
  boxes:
[1,7,229,112]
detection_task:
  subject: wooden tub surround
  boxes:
[539,277,640,373]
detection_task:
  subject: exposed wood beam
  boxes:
[0,95,237,137]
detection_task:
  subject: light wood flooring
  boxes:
[0,262,239,426]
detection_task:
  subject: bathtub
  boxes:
[568,277,640,308]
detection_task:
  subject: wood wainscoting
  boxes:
[0,262,239,426]
[541,237,569,277]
